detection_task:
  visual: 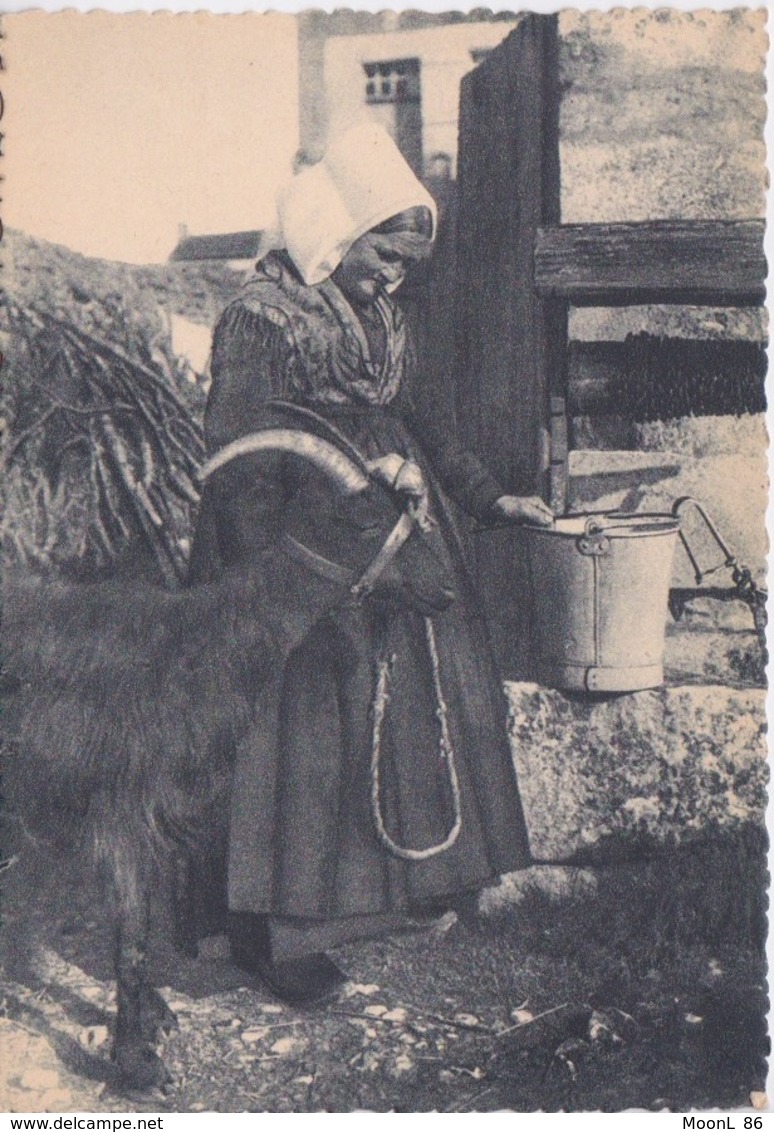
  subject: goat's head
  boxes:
[199,429,456,617]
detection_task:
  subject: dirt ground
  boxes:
[0,829,767,1114]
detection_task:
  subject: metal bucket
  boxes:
[522,512,680,693]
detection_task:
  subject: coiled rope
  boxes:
[370,616,462,861]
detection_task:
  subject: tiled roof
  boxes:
[170,231,263,262]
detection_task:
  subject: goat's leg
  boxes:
[108,848,177,1089]
[172,833,229,956]
[114,906,178,1087]
[172,855,199,959]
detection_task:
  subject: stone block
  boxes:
[505,681,767,862]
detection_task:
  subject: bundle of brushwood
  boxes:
[1,299,205,587]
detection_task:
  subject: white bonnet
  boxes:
[278,122,437,286]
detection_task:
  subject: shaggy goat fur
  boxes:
[2,570,276,1085]
[1,450,455,1087]
[3,571,274,882]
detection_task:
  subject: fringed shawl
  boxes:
[209,251,410,427]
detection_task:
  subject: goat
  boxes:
[2,428,455,1090]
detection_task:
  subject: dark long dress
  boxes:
[188,251,532,960]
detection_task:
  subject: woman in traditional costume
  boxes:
[189,123,553,1004]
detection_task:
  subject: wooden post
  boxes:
[454,13,566,678]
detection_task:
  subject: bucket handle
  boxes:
[669,496,767,654]
[580,511,677,532]
[671,496,735,585]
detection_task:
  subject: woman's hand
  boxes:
[490,495,554,527]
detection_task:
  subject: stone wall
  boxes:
[506,682,767,864]
[559,9,767,225]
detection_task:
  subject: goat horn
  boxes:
[198,429,370,495]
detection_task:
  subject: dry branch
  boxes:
[1,299,205,584]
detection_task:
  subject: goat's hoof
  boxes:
[140,987,179,1037]
[114,1042,172,1091]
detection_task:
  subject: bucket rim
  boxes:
[523,510,680,538]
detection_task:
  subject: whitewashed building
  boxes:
[319,20,518,179]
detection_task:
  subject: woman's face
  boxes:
[333,231,422,306]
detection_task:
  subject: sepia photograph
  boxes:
[0,5,769,1114]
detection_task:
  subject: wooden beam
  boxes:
[455,13,565,678]
[456,15,564,495]
[567,337,767,417]
[534,220,766,306]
